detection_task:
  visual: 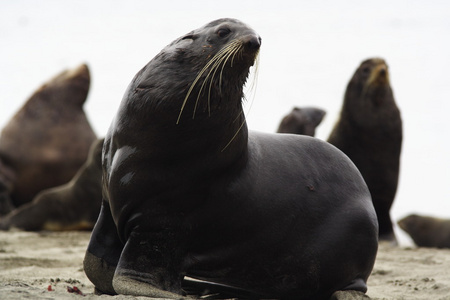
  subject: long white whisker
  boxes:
[214,42,241,100]
[178,41,241,124]
[222,50,260,152]
[221,116,246,152]
[177,49,227,123]
[204,42,241,116]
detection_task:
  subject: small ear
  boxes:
[163,38,195,59]
[181,31,197,41]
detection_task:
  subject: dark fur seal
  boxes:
[277,106,326,136]
[398,214,450,248]
[0,63,97,212]
[84,18,378,299]
[328,58,402,243]
[0,138,103,231]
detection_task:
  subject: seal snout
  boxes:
[376,64,389,81]
[243,35,262,51]
[366,60,390,87]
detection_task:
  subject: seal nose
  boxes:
[367,63,390,86]
[245,35,262,51]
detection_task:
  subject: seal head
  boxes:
[277,106,326,136]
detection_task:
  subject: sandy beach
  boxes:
[1,230,450,300]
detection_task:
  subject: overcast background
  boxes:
[1,0,450,245]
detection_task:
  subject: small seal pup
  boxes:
[0,138,103,231]
[84,18,378,299]
[0,64,97,210]
[398,214,450,248]
[328,58,402,244]
[277,106,326,136]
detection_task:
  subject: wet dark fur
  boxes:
[84,19,378,299]
[328,58,402,243]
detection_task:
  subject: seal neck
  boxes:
[114,94,249,177]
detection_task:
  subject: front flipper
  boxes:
[112,231,185,299]
[330,290,371,299]
[84,200,122,295]
[330,278,371,300]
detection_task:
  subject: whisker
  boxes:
[222,51,260,152]
[216,42,242,97]
[246,51,260,101]
[225,43,244,91]
[206,42,241,116]
[177,39,260,152]
[178,41,241,124]
[177,50,226,124]
[221,116,247,152]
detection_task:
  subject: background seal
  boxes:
[84,18,378,299]
[398,214,450,248]
[328,58,402,244]
[0,64,97,213]
[0,138,103,231]
[277,106,326,136]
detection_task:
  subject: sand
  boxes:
[1,230,450,300]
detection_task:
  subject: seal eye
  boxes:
[361,66,371,75]
[217,28,231,38]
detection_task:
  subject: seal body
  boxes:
[84,18,378,299]
[277,106,326,136]
[328,58,402,243]
[0,64,97,212]
[398,214,450,248]
[0,138,103,231]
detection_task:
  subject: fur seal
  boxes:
[0,138,103,231]
[84,18,378,299]
[398,214,450,248]
[0,63,97,211]
[328,58,402,244]
[277,106,326,136]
